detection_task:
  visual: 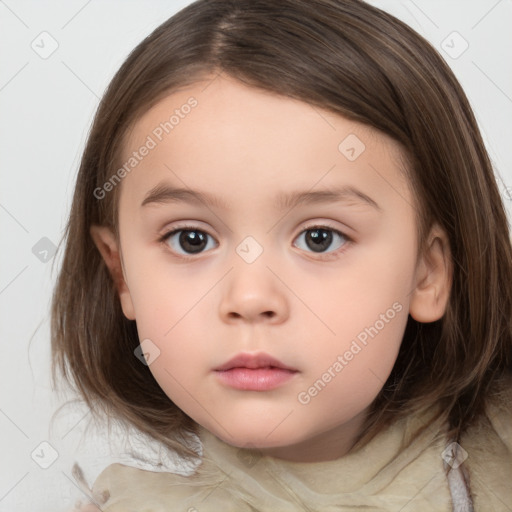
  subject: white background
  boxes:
[1,0,511,510]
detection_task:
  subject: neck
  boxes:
[255,408,369,463]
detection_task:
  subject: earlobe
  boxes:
[409,225,452,323]
[89,225,136,320]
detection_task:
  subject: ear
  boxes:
[409,224,452,323]
[90,225,136,320]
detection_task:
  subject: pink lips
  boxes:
[214,352,298,391]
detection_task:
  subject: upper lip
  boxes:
[214,352,298,371]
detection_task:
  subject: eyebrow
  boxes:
[141,183,382,212]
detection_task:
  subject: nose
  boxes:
[218,260,289,324]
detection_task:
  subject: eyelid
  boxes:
[158,223,218,261]
[158,220,353,259]
[297,221,351,237]
[293,222,352,259]
[159,219,352,238]
[158,221,216,239]
[158,222,219,245]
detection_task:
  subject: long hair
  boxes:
[51,0,512,462]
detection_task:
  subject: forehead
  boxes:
[118,75,412,215]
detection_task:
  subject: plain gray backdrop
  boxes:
[1,0,511,510]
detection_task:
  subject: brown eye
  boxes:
[176,230,208,253]
[161,227,216,256]
[294,226,348,255]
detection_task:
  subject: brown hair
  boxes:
[51,0,512,463]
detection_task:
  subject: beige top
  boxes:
[83,380,512,511]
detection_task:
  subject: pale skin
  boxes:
[90,73,452,465]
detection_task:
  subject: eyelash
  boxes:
[158,223,352,261]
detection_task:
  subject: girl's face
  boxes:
[92,74,451,462]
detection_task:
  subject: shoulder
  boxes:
[91,462,253,511]
[460,373,512,509]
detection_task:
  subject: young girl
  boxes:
[51,0,512,510]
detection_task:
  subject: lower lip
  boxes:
[214,367,298,391]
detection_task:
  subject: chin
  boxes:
[211,422,302,451]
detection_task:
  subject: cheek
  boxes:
[122,249,216,381]
[294,301,408,428]
[130,279,207,356]
[291,235,413,405]
[298,232,414,343]
[129,278,210,406]
[122,245,204,334]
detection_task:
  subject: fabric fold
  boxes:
[84,378,512,511]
